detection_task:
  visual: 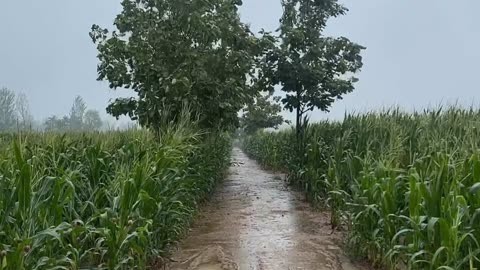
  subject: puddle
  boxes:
[167,148,370,270]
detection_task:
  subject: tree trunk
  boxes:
[296,105,302,140]
[295,90,305,165]
[295,90,302,141]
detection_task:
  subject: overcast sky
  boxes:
[1,1,479,122]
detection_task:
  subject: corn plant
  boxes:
[0,120,231,269]
[242,107,480,269]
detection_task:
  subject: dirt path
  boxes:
[167,148,368,270]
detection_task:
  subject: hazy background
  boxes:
[1,0,479,123]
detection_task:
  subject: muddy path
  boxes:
[166,148,369,270]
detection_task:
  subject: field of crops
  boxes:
[0,123,231,269]
[243,108,480,269]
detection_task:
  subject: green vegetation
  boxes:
[5,0,365,268]
[0,120,231,269]
[11,0,478,269]
[243,108,480,269]
[240,94,285,134]
[90,0,264,130]
[257,0,364,138]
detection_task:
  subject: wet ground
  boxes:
[167,148,369,270]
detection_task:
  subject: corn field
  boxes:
[0,123,231,269]
[243,108,480,269]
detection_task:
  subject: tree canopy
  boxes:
[90,0,364,134]
[90,0,265,131]
[259,0,365,134]
[241,94,285,134]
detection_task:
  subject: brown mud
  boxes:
[166,148,370,270]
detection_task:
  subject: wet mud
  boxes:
[167,148,369,270]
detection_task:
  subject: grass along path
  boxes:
[167,148,369,270]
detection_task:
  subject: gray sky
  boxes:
[1,1,479,122]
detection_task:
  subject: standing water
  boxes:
[167,148,369,270]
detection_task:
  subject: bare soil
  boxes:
[166,148,370,270]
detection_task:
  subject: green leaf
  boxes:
[13,141,32,219]
[469,182,480,194]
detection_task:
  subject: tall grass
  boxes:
[243,107,480,269]
[0,122,231,269]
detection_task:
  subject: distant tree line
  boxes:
[0,87,34,131]
[44,96,103,131]
[0,87,107,132]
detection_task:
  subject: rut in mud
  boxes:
[167,148,369,270]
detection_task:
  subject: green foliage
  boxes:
[258,0,364,133]
[90,0,263,130]
[243,107,480,269]
[0,126,231,269]
[240,94,285,134]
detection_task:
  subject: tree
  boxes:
[241,94,285,134]
[83,110,103,130]
[44,96,105,131]
[44,116,56,131]
[90,0,263,131]
[44,115,70,131]
[16,92,33,130]
[261,0,365,138]
[0,87,17,131]
[69,96,87,130]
